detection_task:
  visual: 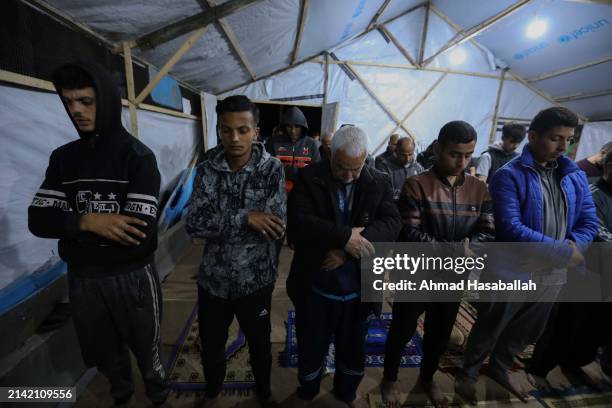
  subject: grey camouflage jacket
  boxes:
[186,142,286,299]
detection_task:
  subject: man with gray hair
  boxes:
[287,125,401,407]
[376,136,424,201]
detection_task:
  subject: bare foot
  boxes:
[420,378,448,408]
[526,373,554,392]
[561,366,604,391]
[345,395,369,408]
[454,375,477,405]
[380,379,401,408]
[486,370,529,403]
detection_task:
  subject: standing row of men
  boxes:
[27,62,611,408]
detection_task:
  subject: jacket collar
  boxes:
[432,164,466,187]
[313,159,375,188]
[519,144,580,177]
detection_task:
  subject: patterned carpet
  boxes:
[165,305,255,395]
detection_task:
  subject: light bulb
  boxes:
[449,48,467,65]
[526,18,548,38]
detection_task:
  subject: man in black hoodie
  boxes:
[265,106,320,193]
[28,62,168,406]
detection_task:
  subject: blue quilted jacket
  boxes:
[489,145,598,265]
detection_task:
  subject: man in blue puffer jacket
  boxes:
[455,107,599,405]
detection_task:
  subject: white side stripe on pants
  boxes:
[145,264,165,377]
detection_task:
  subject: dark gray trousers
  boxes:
[69,264,168,403]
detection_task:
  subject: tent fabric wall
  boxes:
[402,73,499,155]
[217,6,549,159]
[531,61,612,99]
[350,65,444,123]
[220,62,324,102]
[384,7,426,64]
[332,29,407,65]
[0,85,73,291]
[497,80,555,120]
[380,0,423,23]
[34,0,611,120]
[44,0,205,42]
[475,1,612,80]
[204,92,218,150]
[137,25,250,94]
[120,108,200,194]
[0,84,202,292]
[335,79,398,153]
[296,0,385,61]
[222,0,300,77]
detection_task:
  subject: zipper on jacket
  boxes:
[523,162,572,238]
[451,186,457,240]
[560,175,570,237]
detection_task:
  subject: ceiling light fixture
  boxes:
[449,48,467,65]
[526,17,548,38]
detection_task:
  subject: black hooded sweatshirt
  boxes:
[28,62,161,277]
[265,107,320,192]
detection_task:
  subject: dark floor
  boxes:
[74,243,608,407]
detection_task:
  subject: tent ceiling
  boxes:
[34,0,612,119]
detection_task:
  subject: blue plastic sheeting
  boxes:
[0,261,66,315]
[159,167,196,231]
[149,67,183,111]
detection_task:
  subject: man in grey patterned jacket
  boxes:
[186,95,286,406]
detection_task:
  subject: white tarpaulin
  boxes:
[204,93,219,150]
[405,73,499,155]
[0,86,73,290]
[220,62,324,102]
[121,109,200,194]
[34,0,611,120]
[498,80,554,120]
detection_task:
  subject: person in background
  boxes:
[466,156,478,176]
[576,141,612,181]
[375,136,424,201]
[319,131,333,162]
[417,140,437,170]
[476,123,527,184]
[590,150,612,379]
[311,131,321,144]
[375,133,400,166]
[186,95,286,407]
[265,106,320,193]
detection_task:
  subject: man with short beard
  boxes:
[381,121,494,408]
[455,107,598,405]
